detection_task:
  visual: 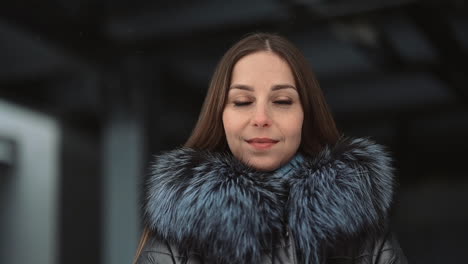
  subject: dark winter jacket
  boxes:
[136,138,407,264]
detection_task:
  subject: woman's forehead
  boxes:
[230,52,295,86]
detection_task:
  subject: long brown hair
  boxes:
[133,32,340,262]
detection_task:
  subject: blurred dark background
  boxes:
[0,0,467,263]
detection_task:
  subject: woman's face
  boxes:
[223,51,304,171]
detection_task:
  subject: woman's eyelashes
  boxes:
[232,99,293,107]
[274,100,292,105]
[233,101,252,106]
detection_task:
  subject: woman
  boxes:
[134,33,407,264]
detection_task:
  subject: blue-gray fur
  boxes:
[144,137,394,264]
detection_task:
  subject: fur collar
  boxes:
[144,138,394,263]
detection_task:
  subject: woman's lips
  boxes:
[246,138,279,150]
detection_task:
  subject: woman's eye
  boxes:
[274,100,292,105]
[234,101,252,106]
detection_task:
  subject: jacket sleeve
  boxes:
[372,231,408,264]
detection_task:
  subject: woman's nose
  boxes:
[251,104,272,127]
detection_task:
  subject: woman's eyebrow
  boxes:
[229,84,296,91]
[271,84,296,91]
[229,84,254,91]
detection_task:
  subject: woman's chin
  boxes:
[243,157,281,172]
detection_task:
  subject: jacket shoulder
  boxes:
[371,231,408,264]
[136,237,202,264]
[328,230,408,264]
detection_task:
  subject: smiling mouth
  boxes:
[246,138,279,150]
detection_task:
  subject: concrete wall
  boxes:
[0,99,59,264]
